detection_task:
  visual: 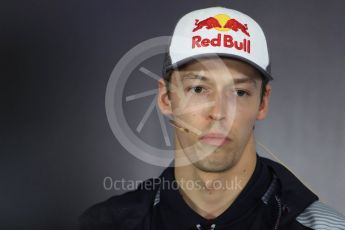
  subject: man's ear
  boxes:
[256,84,272,120]
[157,79,172,115]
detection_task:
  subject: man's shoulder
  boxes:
[297,201,345,230]
[259,157,345,229]
[79,178,160,229]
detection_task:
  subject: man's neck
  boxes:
[174,135,257,219]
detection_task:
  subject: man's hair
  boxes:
[163,69,269,104]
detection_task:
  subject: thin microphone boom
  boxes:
[168,119,199,137]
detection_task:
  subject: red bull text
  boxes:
[192,34,250,53]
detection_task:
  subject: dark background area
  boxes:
[1,0,344,229]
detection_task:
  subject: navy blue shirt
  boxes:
[151,156,273,230]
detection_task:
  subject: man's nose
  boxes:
[208,94,227,121]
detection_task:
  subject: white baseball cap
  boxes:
[163,6,273,81]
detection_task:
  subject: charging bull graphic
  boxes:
[192,14,250,37]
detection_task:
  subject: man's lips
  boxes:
[199,133,231,146]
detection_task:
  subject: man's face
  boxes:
[158,57,271,172]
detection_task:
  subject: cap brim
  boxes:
[166,53,273,81]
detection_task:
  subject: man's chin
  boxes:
[192,157,235,173]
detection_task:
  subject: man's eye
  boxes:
[188,86,206,94]
[236,89,249,97]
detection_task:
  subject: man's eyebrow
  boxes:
[181,73,258,87]
[233,77,258,88]
[181,74,210,82]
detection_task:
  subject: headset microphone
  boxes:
[168,119,199,137]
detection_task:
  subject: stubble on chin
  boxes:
[189,144,239,173]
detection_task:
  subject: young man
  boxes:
[80,7,345,230]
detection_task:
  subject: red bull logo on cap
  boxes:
[191,14,251,54]
[192,14,250,36]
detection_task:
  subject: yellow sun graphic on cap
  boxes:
[214,14,231,31]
